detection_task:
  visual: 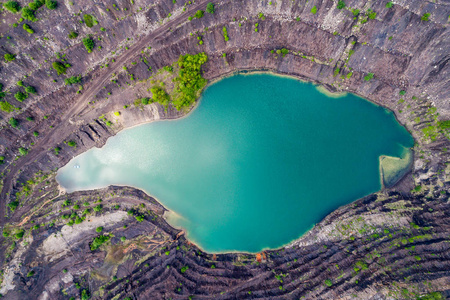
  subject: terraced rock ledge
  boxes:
[0,0,449,299]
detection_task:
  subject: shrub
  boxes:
[120,236,126,242]
[15,229,24,238]
[367,9,376,19]
[93,204,102,212]
[222,26,229,42]
[22,7,37,22]
[96,226,103,233]
[81,289,90,300]
[311,5,317,14]
[33,131,39,137]
[82,37,94,53]
[23,23,34,34]
[9,117,19,128]
[67,140,76,147]
[364,73,374,81]
[150,86,170,107]
[90,235,110,250]
[180,266,188,273]
[8,201,19,212]
[421,13,430,21]
[352,8,360,16]
[337,1,345,9]
[206,2,215,13]
[0,101,15,113]
[25,86,37,94]
[83,14,96,27]
[27,270,35,277]
[194,10,204,18]
[4,53,16,62]
[15,92,28,102]
[28,0,44,10]
[417,292,444,300]
[54,146,61,155]
[68,31,78,39]
[135,215,144,222]
[324,279,332,287]
[52,61,68,75]
[141,97,149,105]
[65,75,82,85]
[45,0,57,9]
[19,147,28,156]
[4,1,21,13]
[399,90,406,95]
[386,1,393,8]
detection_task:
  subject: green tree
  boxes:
[337,1,345,9]
[21,7,37,22]
[9,117,19,128]
[311,5,317,14]
[64,75,82,85]
[82,37,94,53]
[4,1,21,13]
[68,31,78,39]
[67,140,76,147]
[81,289,90,300]
[206,2,215,13]
[19,147,28,156]
[421,13,430,21]
[194,10,204,18]
[25,86,37,94]
[52,61,68,75]
[4,53,16,62]
[150,86,170,107]
[15,91,28,102]
[90,235,110,250]
[95,226,103,233]
[23,23,34,34]
[45,0,57,9]
[28,0,44,10]
[364,73,374,81]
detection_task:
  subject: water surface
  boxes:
[57,74,413,253]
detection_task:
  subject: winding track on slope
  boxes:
[0,0,210,227]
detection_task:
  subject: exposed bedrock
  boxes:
[0,0,449,298]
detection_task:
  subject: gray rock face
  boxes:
[0,0,449,298]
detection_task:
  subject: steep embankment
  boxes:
[0,0,449,299]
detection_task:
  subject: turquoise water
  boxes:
[56,74,414,253]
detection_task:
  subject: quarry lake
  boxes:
[56,74,414,253]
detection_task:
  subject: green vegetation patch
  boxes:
[4,1,21,13]
[4,53,16,62]
[52,61,69,75]
[23,23,34,34]
[206,2,215,13]
[150,86,170,107]
[65,75,82,85]
[22,7,37,22]
[45,0,57,9]
[0,101,17,113]
[83,14,98,27]
[172,53,208,111]
[222,26,229,42]
[82,37,94,53]
[90,234,111,250]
